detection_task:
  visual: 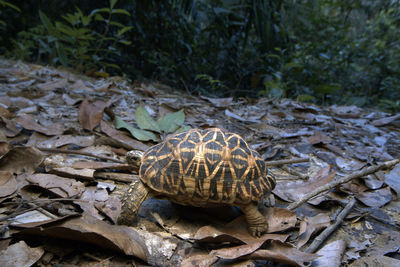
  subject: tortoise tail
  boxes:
[117,179,149,225]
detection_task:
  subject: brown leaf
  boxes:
[78,98,109,131]
[0,240,44,267]
[100,120,149,151]
[25,173,85,198]
[0,142,12,156]
[307,131,332,145]
[0,171,17,197]
[17,214,148,260]
[273,168,336,203]
[36,78,68,91]
[355,187,392,208]
[371,113,400,126]
[15,113,65,135]
[202,96,233,107]
[244,240,317,267]
[297,213,331,248]
[264,207,297,233]
[195,215,289,245]
[181,251,218,267]
[0,117,21,137]
[95,195,121,224]
[0,147,44,175]
[34,134,95,149]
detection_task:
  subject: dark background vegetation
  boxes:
[1,0,399,111]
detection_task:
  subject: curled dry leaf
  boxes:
[15,113,65,136]
[244,240,317,267]
[18,214,148,261]
[313,240,346,267]
[0,171,17,197]
[264,207,297,233]
[25,173,85,198]
[0,240,44,267]
[0,147,44,175]
[181,251,218,267]
[78,98,109,131]
[297,213,331,248]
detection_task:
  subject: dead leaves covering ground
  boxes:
[0,58,399,266]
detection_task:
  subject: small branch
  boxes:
[281,165,309,180]
[287,159,400,210]
[94,172,138,183]
[305,198,356,253]
[38,147,125,163]
[265,157,309,167]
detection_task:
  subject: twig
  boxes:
[38,147,125,163]
[265,157,309,167]
[281,165,309,180]
[305,198,356,253]
[287,159,400,210]
[94,172,138,182]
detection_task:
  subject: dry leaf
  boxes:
[0,171,17,197]
[355,187,392,208]
[15,113,65,135]
[35,135,95,149]
[78,98,109,131]
[384,163,400,196]
[17,214,148,261]
[0,147,44,175]
[0,240,44,267]
[297,213,331,248]
[25,173,85,198]
[313,240,346,267]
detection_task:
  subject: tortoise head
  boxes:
[126,150,145,169]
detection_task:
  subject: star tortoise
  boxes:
[117,128,276,236]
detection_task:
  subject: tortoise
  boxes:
[117,128,276,236]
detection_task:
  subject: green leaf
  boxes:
[158,109,185,133]
[112,9,131,16]
[90,8,110,16]
[135,104,161,132]
[109,0,118,9]
[114,116,159,142]
[175,125,191,133]
[39,10,55,33]
[118,40,132,45]
[117,26,133,36]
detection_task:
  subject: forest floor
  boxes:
[0,58,399,266]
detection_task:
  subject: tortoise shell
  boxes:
[139,128,275,206]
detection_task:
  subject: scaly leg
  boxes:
[240,203,268,237]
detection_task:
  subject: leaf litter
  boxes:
[0,58,399,266]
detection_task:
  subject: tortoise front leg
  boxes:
[240,203,268,237]
[117,179,149,225]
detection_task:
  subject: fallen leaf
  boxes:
[202,96,233,107]
[35,135,95,149]
[371,113,400,126]
[15,113,65,135]
[384,163,400,196]
[243,240,317,267]
[0,147,44,175]
[355,187,392,208]
[25,173,85,198]
[158,109,185,133]
[0,171,17,197]
[17,214,148,261]
[307,131,332,145]
[0,142,12,156]
[297,213,331,248]
[1,117,22,137]
[313,240,346,267]
[349,255,400,267]
[181,251,218,267]
[114,116,159,142]
[100,120,150,151]
[273,168,336,203]
[135,104,161,132]
[78,98,109,131]
[0,240,44,267]
[36,78,68,91]
[49,167,95,181]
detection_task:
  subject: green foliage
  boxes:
[1,0,400,111]
[114,104,188,142]
[10,0,132,72]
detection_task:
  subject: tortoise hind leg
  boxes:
[117,179,149,225]
[240,203,268,237]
